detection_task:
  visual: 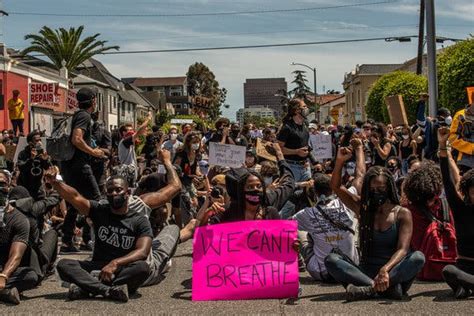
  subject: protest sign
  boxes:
[170,119,193,124]
[255,138,276,162]
[192,220,299,301]
[385,95,408,126]
[208,142,246,168]
[309,134,332,161]
[5,145,16,161]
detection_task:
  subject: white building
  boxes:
[236,107,277,124]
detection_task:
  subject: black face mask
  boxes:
[245,190,263,206]
[231,130,239,138]
[369,190,388,208]
[107,194,127,209]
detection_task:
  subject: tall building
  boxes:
[243,78,287,117]
[236,107,277,125]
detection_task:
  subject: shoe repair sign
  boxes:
[30,82,60,104]
[192,220,299,301]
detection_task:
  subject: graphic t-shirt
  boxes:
[89,200,153,263]
[293,197,359,279]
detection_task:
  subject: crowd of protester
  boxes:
[0,87,473,305]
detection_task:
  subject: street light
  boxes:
[291,62,317,96]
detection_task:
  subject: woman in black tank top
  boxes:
[325,147,425,301]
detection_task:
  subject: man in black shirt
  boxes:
[0,171,39,305]
[277,98,311,182]
[16,130,51,200]
[60,87,105,253]
[207,117,234,145]
[47,149,182,302]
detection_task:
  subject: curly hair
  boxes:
[403,160,442,206]
[460,168,474,203]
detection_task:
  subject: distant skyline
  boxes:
[1,0,472,120]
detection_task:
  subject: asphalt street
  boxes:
[1,240,472,315]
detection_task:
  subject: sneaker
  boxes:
[60,244,80,253]
[67,284,89,301]
[382,284,404,300]
[107,284,129,302]
[346,284,376,302]
[454,286,470,299]
[0,287,21,305]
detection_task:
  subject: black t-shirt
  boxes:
[277,120,309,161]
[0,209,30,267]
[69,109,92,165]
[89,200,153,263]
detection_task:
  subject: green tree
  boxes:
[288,70,315,109]
[186,62,226,120]
[22,26,119,72]
[155,110,171,127]
[367,71,427,124]
[437,38,474,113]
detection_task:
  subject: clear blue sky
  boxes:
[1,0,472,120]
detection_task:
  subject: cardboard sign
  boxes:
[5,145,16,161]
[30,82,59,104]
[385,95,408,126]
[467,87,474,105]
[309,134,332,161]
[208,142,246,168]
[193,96,212,109]
[192,220,299,301]
[170,119,193,124]
[256,138,277,162]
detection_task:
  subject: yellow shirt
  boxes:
[7,97,24,120]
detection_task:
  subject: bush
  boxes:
[366,71,427,124]
[437,38,474,113]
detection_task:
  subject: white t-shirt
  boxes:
[293,197,359,280]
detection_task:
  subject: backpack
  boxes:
[46,116,75,161]
[417,198,457,281]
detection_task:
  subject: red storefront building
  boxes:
[0,52,71,135]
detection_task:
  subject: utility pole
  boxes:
[416,0,425,75]
[425,0,438,117]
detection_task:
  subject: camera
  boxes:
[35,144,44,156]
[210,186,224,199]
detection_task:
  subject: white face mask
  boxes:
[170,133,177,141]
[191,143,200,151]
[301,108,309,117]
[444,116,453,125]
[402,134,409,140]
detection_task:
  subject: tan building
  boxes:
[342,64,401,124]
[318,95,346,125]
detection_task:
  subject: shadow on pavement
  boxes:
[171,290,192,301]
[181,278,192,289]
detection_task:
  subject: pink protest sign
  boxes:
[192,220,299,301]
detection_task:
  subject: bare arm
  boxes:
[113,236,151,267]
[45,168,91,216]
[277,141,301,156]
[140,150,181,210]
[330,147,361,216]
[374,141,392,160]
[71,128,102,157]
[351,138,366,195]
[1,242,27,280]
[133,112,152,142]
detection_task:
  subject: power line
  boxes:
[8,1,397,17]
[25,36,419,57]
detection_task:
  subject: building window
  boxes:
[170,86,182,96]
[121,103,125,116]
[128,104,131,112]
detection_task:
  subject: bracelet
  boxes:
[0,273,8,281]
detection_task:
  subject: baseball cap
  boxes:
[76,87,96,104]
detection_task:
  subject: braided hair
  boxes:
[359,166,400,263]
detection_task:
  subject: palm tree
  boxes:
[22,26,119,72]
